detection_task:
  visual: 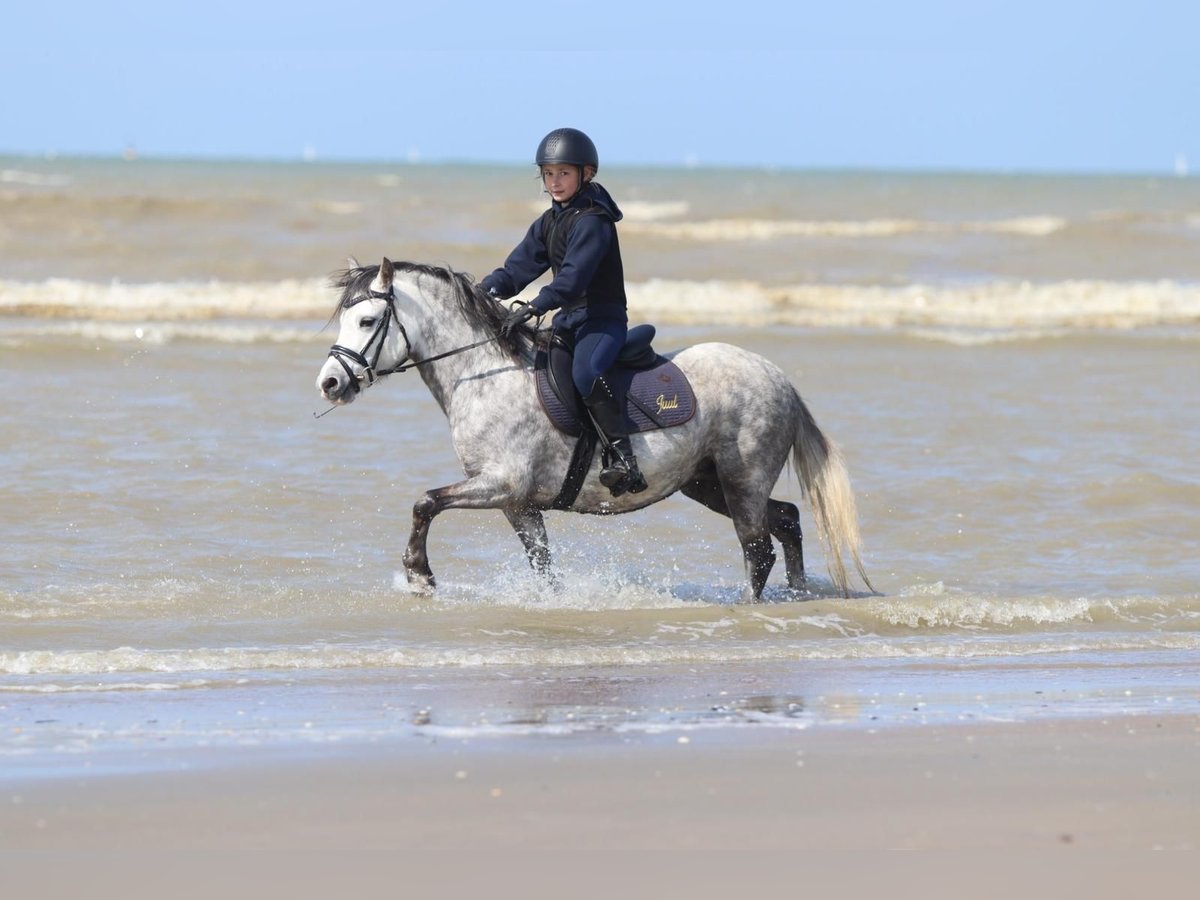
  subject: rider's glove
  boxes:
[501,304,536,337]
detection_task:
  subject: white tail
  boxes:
[791,394,873,597]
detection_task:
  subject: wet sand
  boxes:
[4,715,1197,855]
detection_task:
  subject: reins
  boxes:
[387,336,498,374]
[315,287,499,419]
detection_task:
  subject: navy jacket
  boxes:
[481,182,627,327]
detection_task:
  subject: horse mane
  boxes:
[327,261,530,359]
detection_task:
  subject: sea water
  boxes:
[1,157,1198,778]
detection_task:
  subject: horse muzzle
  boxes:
[317,363,360,405]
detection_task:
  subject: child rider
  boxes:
[481,127,647,497]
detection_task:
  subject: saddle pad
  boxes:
[535,350,697,437]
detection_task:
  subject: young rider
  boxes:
[481,127,647,497]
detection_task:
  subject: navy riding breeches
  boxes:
[571,317,627,399]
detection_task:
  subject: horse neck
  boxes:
[394,275,512,412]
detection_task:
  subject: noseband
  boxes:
[326,289,412,388]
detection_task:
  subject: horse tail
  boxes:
[790,389,874,597]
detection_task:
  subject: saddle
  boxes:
[533,324,697,510]
[534,324,697,437]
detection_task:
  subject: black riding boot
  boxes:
[584,380,648,497]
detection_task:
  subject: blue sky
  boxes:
[2,1,1197,173]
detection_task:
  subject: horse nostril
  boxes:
[321,376,340,394]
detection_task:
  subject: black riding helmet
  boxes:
[535,127,599,172]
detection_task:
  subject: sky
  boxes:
[2,0,1197,173]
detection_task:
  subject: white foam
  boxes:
[3,276,1199,335]
[4,630,1197,678]
[527,199,690,222]
[2,679,213,693]
[623,215,1067,241]
[314,200,362,216]
[0,277,330,321]
[628,279,1200,330]
[1,168,70,187]
[0,319,327,346]
[619,200,690,222]
[968,216,1066,236]
[403,569,698,611]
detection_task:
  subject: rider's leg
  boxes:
[573,321,647,497]
[582,375,647,496]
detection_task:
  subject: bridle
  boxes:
[319,286,500,416]
[326,288,411,388]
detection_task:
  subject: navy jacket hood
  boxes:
[557,181,623,222]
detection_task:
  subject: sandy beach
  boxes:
[3,716,1197,900]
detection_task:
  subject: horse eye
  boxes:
[359,316,376,329]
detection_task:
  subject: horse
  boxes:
[315,258,872,602]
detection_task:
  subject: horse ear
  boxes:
[346,255,360,269]
[379,257,394,290]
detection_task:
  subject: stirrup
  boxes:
[600,452,647,497]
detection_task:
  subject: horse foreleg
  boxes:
[503,506,552,577]
[403,493,440,590]
[402,475,514,591]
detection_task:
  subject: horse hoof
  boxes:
[405,570,436,593]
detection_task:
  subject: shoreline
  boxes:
[4,713,1197,852]
[6,648,1197,789]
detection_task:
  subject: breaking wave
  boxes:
[3,631,1198,682]
[3,586,1196,681]
[3,277,1199,338]
[624,215,1067,241]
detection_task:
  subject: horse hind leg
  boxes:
[682,466,776,602]
[737,526,776,603]
[683,467,807,596]
[768,500,805,590]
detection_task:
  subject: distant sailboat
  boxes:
[1175,153,1189,177]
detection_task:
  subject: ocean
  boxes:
[1,156,1198,779]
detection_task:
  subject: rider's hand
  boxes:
[501,305,536,337]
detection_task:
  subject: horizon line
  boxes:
[0,148,1192,179]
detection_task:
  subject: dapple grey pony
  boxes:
[316,258,872,601]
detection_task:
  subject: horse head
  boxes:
[316,257,409,405]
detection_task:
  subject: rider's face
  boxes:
[541,164,581,203]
